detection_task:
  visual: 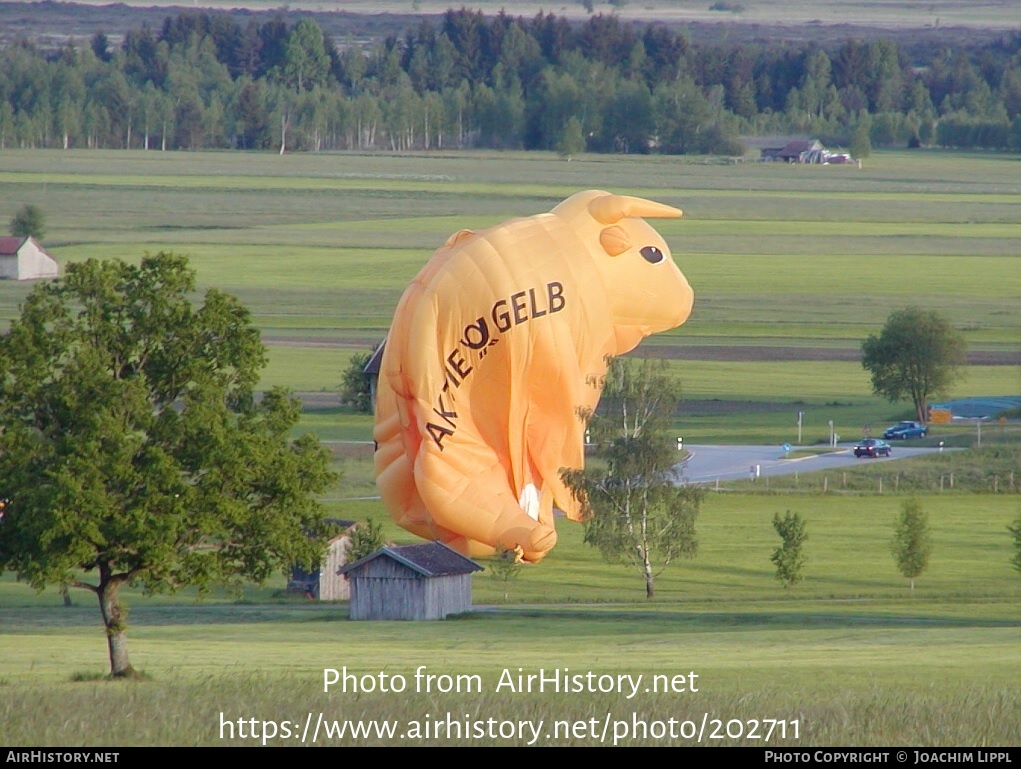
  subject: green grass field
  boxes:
[1,149,1018,356]
[0,147,1018,746]
[2,494,1020,745]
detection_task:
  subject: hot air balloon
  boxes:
[374,190,693,562]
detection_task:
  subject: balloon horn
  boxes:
[588,194,682,224]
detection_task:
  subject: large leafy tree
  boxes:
[561,357,701,599]
[0,254,335,677]
[861,307,966,424]
[9,203,46,240]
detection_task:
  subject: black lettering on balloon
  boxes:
[443,367,459,389]
[426,422,455,449]
[447,349,473,381]
[461,317,490,350]
[492,300,512,332]
[529,287,547,318]
[427,394,459,449]
[429,279,569,452]
[548,281,565,313]
[478,338,499,360]
[433,395,457,425]
[511,291,528,325]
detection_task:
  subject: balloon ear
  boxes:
[588,194,682,224]
[599,225,630,256]
[444,229,476,248]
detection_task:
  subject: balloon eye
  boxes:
[640,246,664,264]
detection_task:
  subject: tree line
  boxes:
[2,9,1020,155]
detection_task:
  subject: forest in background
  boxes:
[1,7,1020,155]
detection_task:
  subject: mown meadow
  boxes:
[2,148,1018,350]
[0,147,1018,745]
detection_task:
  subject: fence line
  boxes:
[690,469,1016,495]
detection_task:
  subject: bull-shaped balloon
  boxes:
[374,190,693,562]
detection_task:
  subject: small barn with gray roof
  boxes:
[341,541,483,621]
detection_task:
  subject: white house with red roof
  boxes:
[0,236,58,280]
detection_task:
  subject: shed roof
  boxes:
[0,236,29,256]
[341,541,483,577]
[363,340,386,376]
[779,138,821,155]
[755,137,824,158]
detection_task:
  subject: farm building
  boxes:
[362,341,385,411]
[341,541,483,621]
[768,138,822,162]
[0,236,58,280]
[288,519,356,600]
[748,137,851,164]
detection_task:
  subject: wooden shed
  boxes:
[288,519,356,600]
[341,541,483,621]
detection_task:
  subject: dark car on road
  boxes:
[883,421,927,440]
[854,438,892,458]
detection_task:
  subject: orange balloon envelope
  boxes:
[374,190,693,562]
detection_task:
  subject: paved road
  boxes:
[678,443,948,484]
